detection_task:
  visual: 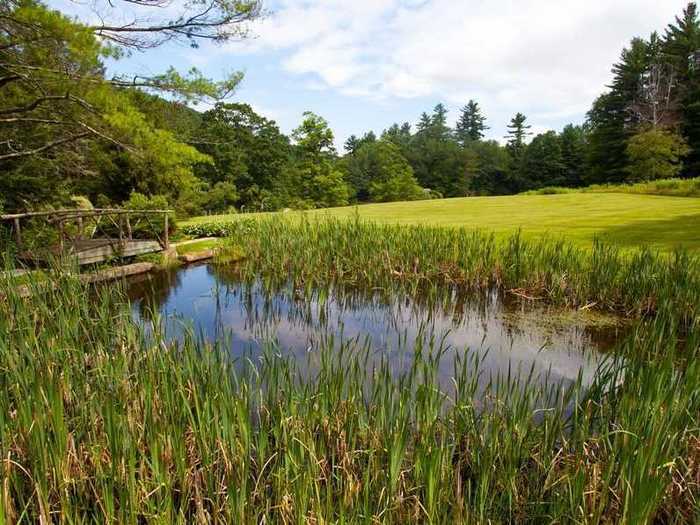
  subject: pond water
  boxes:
[127,263,625,396]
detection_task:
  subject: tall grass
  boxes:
[1,222,699,523]
[223,218,699,332]
[521,177,700,198]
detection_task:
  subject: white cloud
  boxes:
[231,0,689,135]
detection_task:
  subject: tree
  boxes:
[628,33,680,129]
[88,0,261,50]
[626,128,689,181]
[194,103,290,210]
[430,103,451,140]
[344,135,360,154]
[559,124,587,187]
[663,2,700,175]
[504,112,532,157]
[408,137,469,197]
[289,112,349,208]
[455,100,489,144]
[292,112,336,157]
[345,131,377,155]
[344,140,423,202]
[381,122,412,156]
[416,112,433,134]
[463,140,512,195]
[520,131,566,190]
[585,38,650,184]
[0,0,262,212]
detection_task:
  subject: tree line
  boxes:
[1,1,699,215]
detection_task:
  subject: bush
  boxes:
[520,177,700,197]
[181,219,256,239]
[122,192,176,239]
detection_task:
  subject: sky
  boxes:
[53,0,691,149]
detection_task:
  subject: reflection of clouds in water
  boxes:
[128,264,612,394]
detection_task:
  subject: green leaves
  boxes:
[626,128,690,181]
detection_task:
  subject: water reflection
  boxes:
[127,263,623,395]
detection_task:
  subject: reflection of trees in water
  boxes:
[208,261,501,338]
[127,267,184,322]
[128,263,624,360]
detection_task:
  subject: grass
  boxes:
[175,238,222,255]
[522,176,700,198]
[183,193,700,252]
[223,218,699,328]
[1,222,699,522]
[320,192,700,252]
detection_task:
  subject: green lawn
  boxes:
[184,193,700,251]
[175,238,221,255]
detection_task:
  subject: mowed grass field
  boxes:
[184,193,700,251]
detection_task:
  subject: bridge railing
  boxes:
[1,208,173,259]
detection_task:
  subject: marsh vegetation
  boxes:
[1,220,698,523]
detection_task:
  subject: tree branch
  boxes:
[0,131,90,161]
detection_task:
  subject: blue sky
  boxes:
[54,0,690,149]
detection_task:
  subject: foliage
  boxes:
[0,0,255,212]
[193,103,290,211]
[286,112,351,208]
[462,140,513,195]
[519,131,567,189]
[181,221,242,238]
[522,177,700,197]
[1,222,698,522]
[344,140,424,202]
[123,192,175,238]
[3,1,700,215]
[455,99,488,144]
[505,112,532,157]
[625,128,690,181]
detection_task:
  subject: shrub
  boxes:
[181,221,236,238]
[122,192,176,239]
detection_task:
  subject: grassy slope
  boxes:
[185,193,700,251]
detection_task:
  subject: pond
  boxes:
[126,263,625,398]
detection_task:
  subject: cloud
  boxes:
[230,0,689,134]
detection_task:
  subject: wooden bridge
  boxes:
[1,208,172,265]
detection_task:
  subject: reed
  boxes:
[223,217,699,333]
[1,224,698,523]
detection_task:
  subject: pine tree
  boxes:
[664,2,700,175]
[505,112,532,155]
[344,135,360,154]
[559,124,587,187]
[417,112,433,133]
[586,38,650,183]
[455,100,488,144]
[430,103,451,140]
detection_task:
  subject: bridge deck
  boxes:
[23,239,163,265]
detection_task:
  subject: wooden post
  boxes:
[163,212,169,249]
[13,218,22,250]
[118,214,124,248]
[126,215,132,240]
[58,219,64,251]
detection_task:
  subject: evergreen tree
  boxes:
[430,103,451,140]
[586,38,650,183]
[417,112,433,133]
[381,122,412,157]
[559,124,587,187]
[455,100,488,144]
[344,135,360,154]
[664,2,700,175]
[505,113,532,156]
[520,131,566,190]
